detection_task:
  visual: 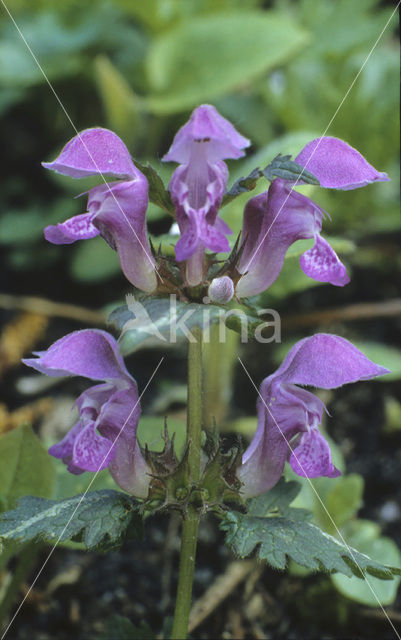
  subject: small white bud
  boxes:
[208,276,234,304]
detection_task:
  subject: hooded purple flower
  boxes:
[43,128,157,293]
[162,104,249,286]
[238,334,389,498]
[23,329,149,498]
[236,137,389,298]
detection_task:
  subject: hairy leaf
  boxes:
[248,478,310,520]
[109,296,225,355]
[261,154,319,185]
[222,168,261,207]
[0,490,142,553]
[221,510,401,580]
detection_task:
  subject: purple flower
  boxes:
[295,137,389,190]
[43,128,157,293]
[236,137,389,298]
[162,104,249,286]
[22,329,149,498]
[238,334,389,498]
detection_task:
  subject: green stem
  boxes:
[170,517,199,640]
[186,326,203,485]
[171,327,203,639]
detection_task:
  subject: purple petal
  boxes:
[299,234,350,286]
[236,182,321,298]
[90,180,157,293]
[49,421,82,464]
[71,421,115,472]
[165,114,235,276]
[275,334,390,389]
[239,333,389,497]
[42,128,136,179]
[185,246,205,287]
[97,386,150,498]
[75,382,117,415]
[239,382,324,497]
[200,218,231,253]
[22,329,131,381]
[295,137,389,190]
[238,400,292,498]
[289,429,341,479]
[174,212,202,262]
[44,212,99,245]
[162,104,250,163]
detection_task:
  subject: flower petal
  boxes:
[299,234,349,286]
[236,182,322,298]
[163,107,246,281]
[238,401,292,497]
[200,218,231,253]
[162,104,249,163]
[275,334,390,389]
[42,128,135,179]
[48,421,82,465]
[44,212,99,245]
[289,429,341,478]
[90,180,157,293]
[71,421,115,472]
[22,329,131,381]
[295,137,389,190]
[174,211,202,262]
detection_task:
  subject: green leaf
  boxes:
[324,474,364,530]
[221,168,261,207]
[0,425,55,510]
[261,154,320,185]
[248,478,311,521]
[332,522,401,606]
[133,161,175,216]
[109,296,225,355]
[221,510,401,580]
[146,12,309,113]
[101,615,154,640]
[0,490,142,552]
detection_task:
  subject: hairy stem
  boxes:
[171,327,203,639]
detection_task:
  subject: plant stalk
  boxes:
[170,326,203,639]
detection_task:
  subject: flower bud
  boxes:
[208,276,234,304]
